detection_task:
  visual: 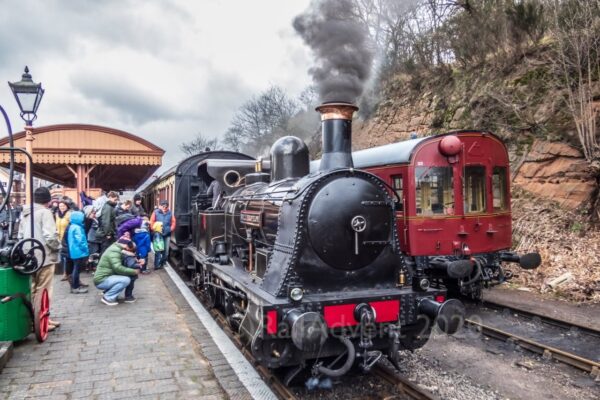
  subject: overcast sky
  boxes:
[0,0,313,175]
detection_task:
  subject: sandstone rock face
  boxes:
[513,140,594,209]
[353,100,434,150]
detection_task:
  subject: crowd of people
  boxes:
[19,187,176,333]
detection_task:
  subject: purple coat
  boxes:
[117,216,143,238]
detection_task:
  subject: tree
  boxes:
[226,86,299,155]
[222,126,243,152]
[179,133,219,156]
[550,0,600,164]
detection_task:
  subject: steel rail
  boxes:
[464,318,600,377]
[206,307,297,400]
[169,260,297,400]
[371,363,439,400]
[480,300,600,338]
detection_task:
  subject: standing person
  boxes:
[49,199,59,217]
[151,222,165,270]
[93,237,139,306]
[114,200,132,221]
[84,206,100,254]
[95,191,119,254]
[18,187,61,330]
[66,211,89,294]
[10,200,21,235]
[131,194,147,217]
[55,200,72,282]
[0,196,10,246]
[149,200,176,269]
[206,179,222,208]
[133,219,151,274]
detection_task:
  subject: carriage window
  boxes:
[464,166,486,213]
[492,167,508,211]
[391,174,403,211]
[415,167,454,215]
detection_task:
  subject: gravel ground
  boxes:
[290,327,599,399]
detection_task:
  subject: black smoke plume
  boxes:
[293,0,373,104]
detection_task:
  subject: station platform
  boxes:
[0,265,274,400]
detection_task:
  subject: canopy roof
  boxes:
[0,124,165,190]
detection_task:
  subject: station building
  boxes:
[0,124,164,206]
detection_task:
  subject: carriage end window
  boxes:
[464,166,486,213]
[391,174,403,211]
[492,167,508,211]
[415,167,454,215]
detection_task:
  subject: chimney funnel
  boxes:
[316,102,358,172]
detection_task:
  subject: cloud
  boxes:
[71,73,177,124]
[0,0,314,179]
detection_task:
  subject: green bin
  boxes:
[0,265,32,341]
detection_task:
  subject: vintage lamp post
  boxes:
[8,66,45,205]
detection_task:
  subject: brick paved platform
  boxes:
[0,268,230,400]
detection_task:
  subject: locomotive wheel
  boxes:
[34,288,50,342]
[205,285,218,308]
[251,337,293,368]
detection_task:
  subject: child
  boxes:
[66,211,89,294]
[151,221,165,270]
[133,219,151,274]
[119,234,144,303]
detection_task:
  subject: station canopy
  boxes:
[0,124,165,190]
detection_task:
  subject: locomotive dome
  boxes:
[270,136,309,181]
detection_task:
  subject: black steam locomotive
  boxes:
[143,102,465,382]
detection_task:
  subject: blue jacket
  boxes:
[133,229,152,258]
[67,211,89,260]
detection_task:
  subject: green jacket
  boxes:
[93,243,137,284]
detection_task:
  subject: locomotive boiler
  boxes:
[180,102,465,383]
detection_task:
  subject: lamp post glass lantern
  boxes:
[8,66,44,126]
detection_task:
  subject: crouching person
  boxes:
[93,236,139,306]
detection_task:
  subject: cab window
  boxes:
[415,167,454,215]
[464,166,486,213]
[492,166,508,211]
[391,174,403,211]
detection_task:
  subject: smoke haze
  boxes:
[293,0,374,104]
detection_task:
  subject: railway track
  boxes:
[466,299,600,378]
[170,261,440,399]
[206,306,296,399]
[371,363,438,400]
[178,277,297,399]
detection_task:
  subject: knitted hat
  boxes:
[159,200,168,206]
[83,205,94,218]
[33,187,51,204]
[133,193,142,201]
[117,232,134,249]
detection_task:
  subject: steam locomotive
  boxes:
[142,102,465,382]
[312,131,542,299]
